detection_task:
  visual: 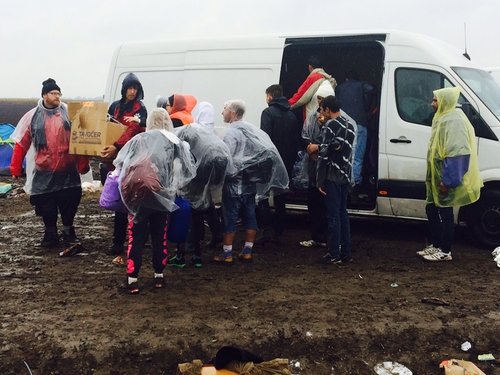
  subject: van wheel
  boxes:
[468,190,500,248]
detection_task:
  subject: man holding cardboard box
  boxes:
[100,73,148,256]
[10,78,90,247]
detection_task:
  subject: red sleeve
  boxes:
[113,122,144,150]
[10,143,28,177]
[77,156,90,174]
[289,74,321,105]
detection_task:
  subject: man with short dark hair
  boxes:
[289,55,337,121]
[316,95,356,264]
[100,73,148,256]
[10,78,90,247]
[260,84,300,240]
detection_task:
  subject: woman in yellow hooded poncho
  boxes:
[419,87,483,261]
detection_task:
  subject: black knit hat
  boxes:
[41,78,61,96]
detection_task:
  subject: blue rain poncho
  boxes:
[175,123,232,209]
[426,87,482,207]
[113,129,196,221]
[223,120,289,200]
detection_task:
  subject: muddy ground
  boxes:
[0,181,499,375]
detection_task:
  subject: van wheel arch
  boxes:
[465,189,500,248]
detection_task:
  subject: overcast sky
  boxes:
[2,0,499,99]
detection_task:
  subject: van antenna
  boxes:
[463,22,471,60]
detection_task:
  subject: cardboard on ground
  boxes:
[68,101,126,156]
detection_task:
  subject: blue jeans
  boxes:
[222,192,258,233]
[325,180,351,259]
[353,124,367,185]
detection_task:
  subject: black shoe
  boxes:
[205,237,223,248]
[320,252,342,265]
[61,227,79,245]
[167,254,186,268]
[106,243,124,256]
[190,256,203,268]
[341,256,353,263]
[154,276,165,289]
[41,230,59,248]
[126,281,140,294]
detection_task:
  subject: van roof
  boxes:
[116,29,479,69]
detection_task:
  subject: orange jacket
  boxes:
[170,94,197,125]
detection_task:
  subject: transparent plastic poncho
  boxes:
[11,100,81,195]
[175,123,232,209]
[223,121,289,200]
[426,87,482,207]
[113,129,196,221]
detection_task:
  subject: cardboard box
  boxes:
[68,101,126,156]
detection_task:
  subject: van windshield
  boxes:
[453,67,500,120]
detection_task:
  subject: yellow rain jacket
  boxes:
[426,87,482,207]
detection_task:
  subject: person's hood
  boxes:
[434,87,460,117]
[171,94,197,113]
[120,73,144,101]
[269,96,291,111]
[146,107,173,132]
[316,80,335,98]
[193,101,215,128]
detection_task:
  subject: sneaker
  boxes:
[41,230,59,248]
[213,251,234,265]
[190,256,203,268]
[238,247,253,263]
[126,281,140,294]
[320,252,342,265]
[417,244,439,256]
[300,239,327,248]
[167,254,186,268]
[423,249,452,262]
[154,276,165,289]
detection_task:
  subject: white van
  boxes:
[104,30,500,247]
[485,67,500,85]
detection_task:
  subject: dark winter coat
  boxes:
[260,96,300,176]
[108,73,148,150]
[335,80,375,126]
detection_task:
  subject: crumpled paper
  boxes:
[374,361,412,375]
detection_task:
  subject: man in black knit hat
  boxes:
[11,78,90,247]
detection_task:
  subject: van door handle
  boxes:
[390,137,412,144]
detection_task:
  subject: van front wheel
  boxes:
[468,190,500,248]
